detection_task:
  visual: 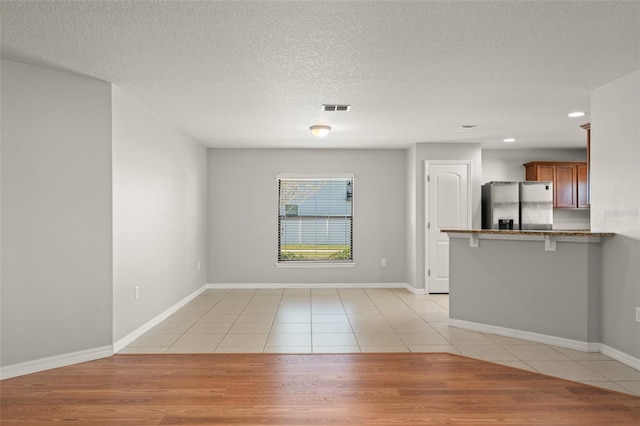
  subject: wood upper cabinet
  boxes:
[577,163,589,208]
[531,164,555,182]
[555,163,578,208]
[579,123,591,208]
[524,161,588,209]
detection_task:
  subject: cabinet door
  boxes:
[577,163,589,208]
[535,165,555,183]
[555,164,577,208]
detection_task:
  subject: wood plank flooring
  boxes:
[1,353,639,425]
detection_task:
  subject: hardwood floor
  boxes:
[1,353,639,425]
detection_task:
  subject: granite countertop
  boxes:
[441,229,614,237]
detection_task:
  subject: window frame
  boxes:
[276,173,355,268]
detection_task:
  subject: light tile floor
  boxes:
[121,288,640,396]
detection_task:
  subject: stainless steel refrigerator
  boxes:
[482,181,520,230]
[519,181,553,230]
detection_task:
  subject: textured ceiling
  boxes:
[1,1,639,149]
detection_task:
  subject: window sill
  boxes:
[276,262,356,268]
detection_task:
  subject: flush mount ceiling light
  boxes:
[310,125,332,137]
[503,138,516,143]
[568,111,585,118]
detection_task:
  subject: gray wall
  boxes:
[591,69,640,359]
[112,86,208,343]
[407,143,482,291]
[405,145,418,288]
[208,149,405,284]
[482,148,587,183]
[1,60,113,366]
[449,236,601,342]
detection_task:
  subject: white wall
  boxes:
[591,69,640,359]
[208,149,405,284]
[112,86,207,343]
[409,143,482,291]
[1,60,113,367]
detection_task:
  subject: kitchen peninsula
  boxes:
[442,229,614,352]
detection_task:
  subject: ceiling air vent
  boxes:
[322,104,351,112]
[454,125,477,132]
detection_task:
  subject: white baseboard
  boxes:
[448,318,600,352]
[1,345,113,380]
[450,318,640,371]
[112,284,208,353]
[207,282,425,294]
[600,344,640,371]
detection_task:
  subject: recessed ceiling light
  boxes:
[568,111,585,118]
[503,138,516,143]
[454,124,477,132]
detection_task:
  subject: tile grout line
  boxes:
[166,290,230,353]
[340,289,364,353]
[205,289,241,354]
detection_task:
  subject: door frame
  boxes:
[424,160,473,294]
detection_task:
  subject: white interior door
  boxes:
[426,162,470,293]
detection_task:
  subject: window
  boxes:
[278,174,354,263]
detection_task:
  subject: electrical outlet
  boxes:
[134,286,140,300]
[197,261,201,270]
[636,307,640,323]
[381,258,387,267]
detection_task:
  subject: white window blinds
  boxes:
[278,175,354,263]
